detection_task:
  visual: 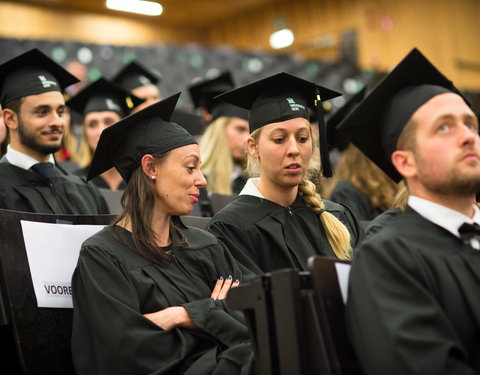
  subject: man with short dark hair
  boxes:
[338,48,480,374]
[0,49,109,214]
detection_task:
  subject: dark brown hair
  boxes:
[112,152,188,265]
[4,98,24,115]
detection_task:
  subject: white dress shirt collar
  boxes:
[5,144,55,171]
[408,195,480,249]
[239,178,264,198]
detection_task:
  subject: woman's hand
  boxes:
[211,275,240,300]
[143,276,240,330]
[143,306,197,331]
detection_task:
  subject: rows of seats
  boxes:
[0,206,361,374]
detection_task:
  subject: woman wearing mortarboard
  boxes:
[207,73,362,275]
[71,93,255,374]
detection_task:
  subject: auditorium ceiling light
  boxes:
[106,0,163,16]
[269,28,294,49]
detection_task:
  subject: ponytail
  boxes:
[299,179,352,260]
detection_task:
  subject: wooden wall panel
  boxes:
[206,0,480,90]
[0,2,203,45]
[0,0,478,89]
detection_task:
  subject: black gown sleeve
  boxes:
[206,220,264,276]
[71,243,252,375]
[345,236,478,375]
[72,246,200,374]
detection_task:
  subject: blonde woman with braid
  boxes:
[207,73,362,275]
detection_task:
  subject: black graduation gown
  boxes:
[0,162,109,214]
[71,225,255,375]
[364,207,403,238]
[207,193,362,275]
[73,165,127,190]
[329,180,385,221]
[346,206,480,375]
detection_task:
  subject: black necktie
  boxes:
[31,162,53,183]
[458,222,480,245]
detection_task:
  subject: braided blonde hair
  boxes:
[247,127,352,260]
[299,179,352,260]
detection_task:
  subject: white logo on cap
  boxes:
[38,75,57,88]
[286,97,305,112]
[106,98,121,112]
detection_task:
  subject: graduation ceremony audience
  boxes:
[207,72,362,276]
[0,48,109,214]
[71,94,256,375]
[0,6,478,373]
[339,48,480,374]
[68,78,143,190]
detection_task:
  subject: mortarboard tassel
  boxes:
[315,88,334,178]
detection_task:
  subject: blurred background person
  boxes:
[68,78,143,190]
[199,101,250,196]
[112,60,162,113]
[325,142,402,221]
[188,71,235,125]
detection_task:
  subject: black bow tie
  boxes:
[31,162,53,183]
[458,222,480,244]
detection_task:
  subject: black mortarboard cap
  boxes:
[0,48,79,107]
[214,72,342,177]
[188,71,235,112]
[88,92,196,182]
[112,61,161,92]
[170,109,205,137]
[66,78,144,118]
[210,102,249,122]
[336,48,468,182]
[327,86,367,151]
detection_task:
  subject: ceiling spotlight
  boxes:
[106,0,163,16]
[269,28,294,49]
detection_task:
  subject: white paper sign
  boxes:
[335,262,351,304]
[21,220,105,308]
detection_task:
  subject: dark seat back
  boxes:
[308,256,363,375]
[209,193,236,215]
[98,188,123,214]
[227,257,363,375]
[0,209,115,375]
[228,268,333,375]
